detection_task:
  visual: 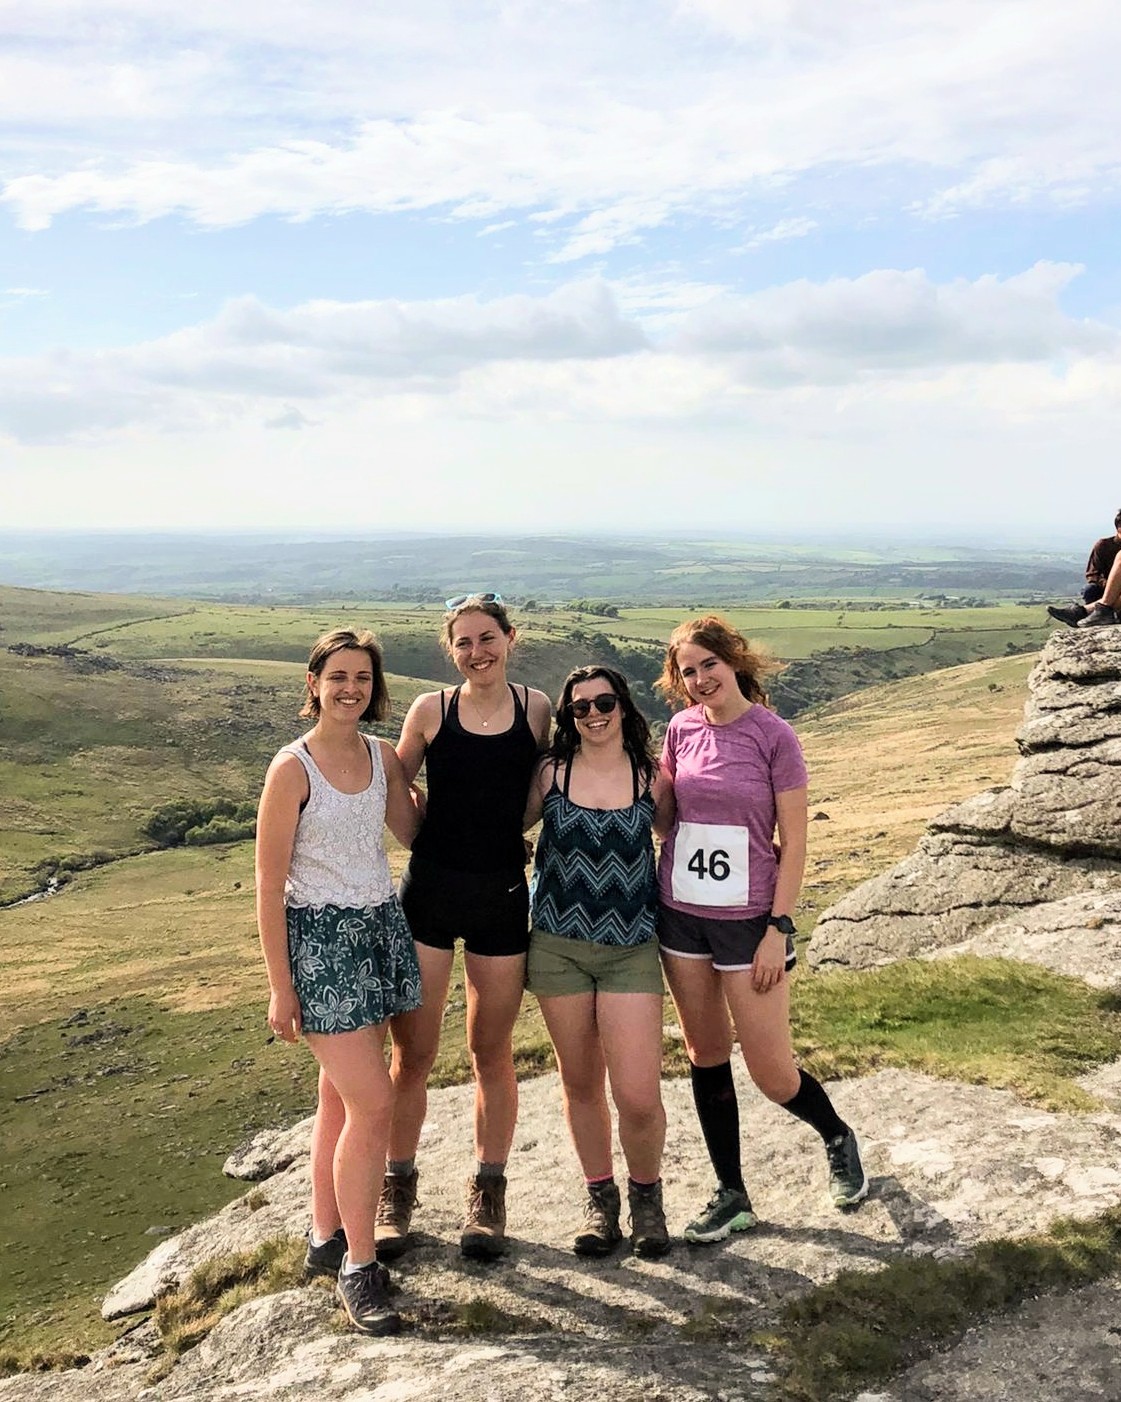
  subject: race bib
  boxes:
[671,823,749,908]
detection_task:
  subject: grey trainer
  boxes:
[336,1258,401,1336]
[826,1129,869,1208]
[303,1226,346,1278]
[683,1186,758,1243]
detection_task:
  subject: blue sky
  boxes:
[2,1,1120,538]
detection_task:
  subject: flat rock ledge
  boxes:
[4,1063,1121,1402]
[809,628,1121,972]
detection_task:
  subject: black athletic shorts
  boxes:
[398,853,531,957]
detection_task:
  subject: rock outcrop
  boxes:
[3,1063,1121,1402]
[809,628,1121,973]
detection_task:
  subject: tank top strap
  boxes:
[630,754,640,805]
[560,757,573,799]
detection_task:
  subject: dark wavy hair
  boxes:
[300,628,390,723]
[546,665,657,789]
[656,614,781,709]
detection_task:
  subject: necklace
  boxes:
[466,688,506,728]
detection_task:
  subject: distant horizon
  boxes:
[0,525,1093,553]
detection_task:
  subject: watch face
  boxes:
[770,915,796,935]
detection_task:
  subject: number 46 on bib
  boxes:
[671,822,750,908]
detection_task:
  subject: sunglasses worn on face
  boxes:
[445,591,504,609]
[568,693,619,719]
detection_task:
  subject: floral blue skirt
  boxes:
[286,898,422,1034]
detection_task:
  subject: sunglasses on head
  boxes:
[568,693,619,719]
[445,591,503,610]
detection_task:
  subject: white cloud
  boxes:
[2,1,1119,251]
[741,217,817,251]
[0,265,1115,447]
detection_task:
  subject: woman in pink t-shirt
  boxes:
[656,615,868,1243]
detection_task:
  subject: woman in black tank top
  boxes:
[378,597,551,1262]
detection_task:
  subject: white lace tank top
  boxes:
[281,734,396,909]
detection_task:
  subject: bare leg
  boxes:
[662,953,735,1067]
[721,971,801,1103]
[304,1024,392,1264]
[597,992,666,1183]
[386,942,454,1160]
[309,1064,344,1239]
[464,951,526,1163]
[539,992,613,1178]
[1101,551,1121,609]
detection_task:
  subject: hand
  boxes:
[409,783,427,819]
[523,836,535,865]
[268,987,302,1043]
[751,927,788,993]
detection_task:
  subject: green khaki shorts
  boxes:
[526,928,665,998]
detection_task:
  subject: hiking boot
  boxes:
[303,1226,346,1279]
[627,1180,671,1258]
[335,1258,401,1336]
[1079,605,1119,628]
[461,1173,507,1259]
[375,1169,419,1262]
[683,1186,758,1244]
[573,1180,623,1257]
[1047,603,1088,627]
[826,1129,869,1208]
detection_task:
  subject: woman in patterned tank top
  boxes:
[256,629,421,1337]
[523,665,676,1258]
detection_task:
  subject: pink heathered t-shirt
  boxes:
[657,702,808,920]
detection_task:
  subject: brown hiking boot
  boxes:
[374,1169,419,1262]
[573,1180,623,1257]
[628,1180,671,1258]
[461,1173,507,1259]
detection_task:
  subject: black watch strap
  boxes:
[768,914,797,935]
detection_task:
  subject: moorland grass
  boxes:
[766,1206,1121,1401]
[790,957,1121,1111]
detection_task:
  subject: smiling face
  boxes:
[448,607,514,686]
[567,677,622,746]
[308,647,374,724]
[674,641,745,717]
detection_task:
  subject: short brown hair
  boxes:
[300,628,390,723]
[656,614,781,708]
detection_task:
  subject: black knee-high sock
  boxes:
[689,1061,746,1196]
[781,1069,848,1143]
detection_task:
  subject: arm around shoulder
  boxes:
[380,740,420,849]
[651,763,676,838]
[396,691,439,782]
[527,688,553,749]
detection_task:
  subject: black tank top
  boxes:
[412,684,539,874]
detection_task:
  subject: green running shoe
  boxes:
[683,1186,758,1243]
[826,1130,869,1208]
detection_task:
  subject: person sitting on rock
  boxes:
[1047,509,1121,628]
[523,665,676,1258]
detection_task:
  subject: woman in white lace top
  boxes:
[255,628,420,1336]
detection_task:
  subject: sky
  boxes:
[2,1,1120,539]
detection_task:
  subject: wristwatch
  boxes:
[767,914,797,935]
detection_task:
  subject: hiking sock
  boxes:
[689,1061,746,1194]
[780,1069,848,1143]
[387,1158,415,1178]
[476,1159,506,1179]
